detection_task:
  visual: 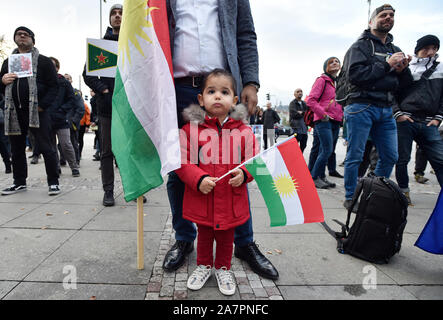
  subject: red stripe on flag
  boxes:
[277,138,324,223]
[148,0,174,77]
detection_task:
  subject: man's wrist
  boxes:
[244,82,260,92]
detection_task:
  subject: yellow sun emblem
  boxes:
[272,174,299,198]
[118,0,158,66]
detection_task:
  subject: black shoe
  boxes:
[343,199,359,213]
[48,185,61,196]
[72,169,80,177]
[30,156,39,164]
[103,191,115,206]
[234,242,279,280]
[321,177,336,188]
[162,240,194,271]
[60,161,67,166]
[329,171,344,178]
[2,184,27,195]
[93,153,100,161]
[313,178,329,189]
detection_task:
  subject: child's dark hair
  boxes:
[201,68,237,96]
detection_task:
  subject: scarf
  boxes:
[4,46,40,135]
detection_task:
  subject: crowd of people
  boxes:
[0,2,442,298]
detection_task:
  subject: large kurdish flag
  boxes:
[112,0,180,202]
[245,136,324,227]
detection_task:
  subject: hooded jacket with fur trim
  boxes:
[175,104,257,230]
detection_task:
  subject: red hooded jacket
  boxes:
[175,104,257,231]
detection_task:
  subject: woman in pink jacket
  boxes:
[306,57,344,189]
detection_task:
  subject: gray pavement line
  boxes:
[0,280,149,286]
[0,203,53,227]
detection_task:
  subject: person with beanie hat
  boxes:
[306,57,343,189]
[339,3,413,211]
[83,4,123,206]
[14,26,35,44]
[394,34,443,204]
[0,26,61,196]
[414,35,440,55]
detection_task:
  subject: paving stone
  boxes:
[235,277,249,285]
[174,281,187,291]
[265,286,281,296]
[240,293,256,300]
[145,292,159,300]
[147,282,161,293]
[176,273,188,282]
[174,290,188,300]
[269,295,284,300]
[253,287,268,298]
[238,285,253,294]
[250,280,263,289]
[159,286,173,297]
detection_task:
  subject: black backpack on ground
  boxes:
[327,176,408,264]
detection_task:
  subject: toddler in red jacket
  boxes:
[175,69,257,296]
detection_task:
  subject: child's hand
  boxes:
[199,177,217,194]
[228,169,244,188]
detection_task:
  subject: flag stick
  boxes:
[137,195,144,270]
[215,134,297,182]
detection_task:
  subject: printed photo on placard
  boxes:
[8,53,33,78]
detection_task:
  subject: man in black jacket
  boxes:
[394,35,443,204]
[341,5,413,210]
[0,26,60,196]
[49,57,80,177]
[263,102,280,149]
[289,88,308,152]
[83,4,122,206]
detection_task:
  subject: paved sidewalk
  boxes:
[0,132,442,300]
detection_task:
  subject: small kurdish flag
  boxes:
[245,136,324,227]
[111,0,180,201]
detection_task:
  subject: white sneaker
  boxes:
[187,265,212,291]
[215,267,236,296]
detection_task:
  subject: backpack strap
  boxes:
[421,61,440,80]
[345,178,366,231]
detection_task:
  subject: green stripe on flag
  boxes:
[245,158,287,227]
[112,69,163,202]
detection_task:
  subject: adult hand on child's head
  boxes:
[199,177,217,194]
[228,169,244,188]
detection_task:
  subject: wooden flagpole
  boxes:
[137,195,144,270]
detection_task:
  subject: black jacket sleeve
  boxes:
[82,64,108,94]
[38,56,59,110]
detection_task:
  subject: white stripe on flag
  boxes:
[261,148,305,225]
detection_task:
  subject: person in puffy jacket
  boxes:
[175,69,257,296]
[307,57,343,189]
[394,34,443,204]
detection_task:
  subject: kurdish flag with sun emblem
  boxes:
[245,136,324,227]
[111,0,180,201]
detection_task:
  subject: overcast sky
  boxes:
[1,0,442,106]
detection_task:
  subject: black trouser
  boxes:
[414,145,427,175]
[98,116,114,192]
[78,125,86,159]
[295,133,308,153]
[0,123,11,168]
[9,108,59,186]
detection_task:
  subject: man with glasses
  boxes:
[0,26,60,195]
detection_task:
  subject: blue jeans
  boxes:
[167,83,253,245]
[344,103,398,200]
[395,121,443,191]
[311,120,340,179]
[308,127,337,173]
